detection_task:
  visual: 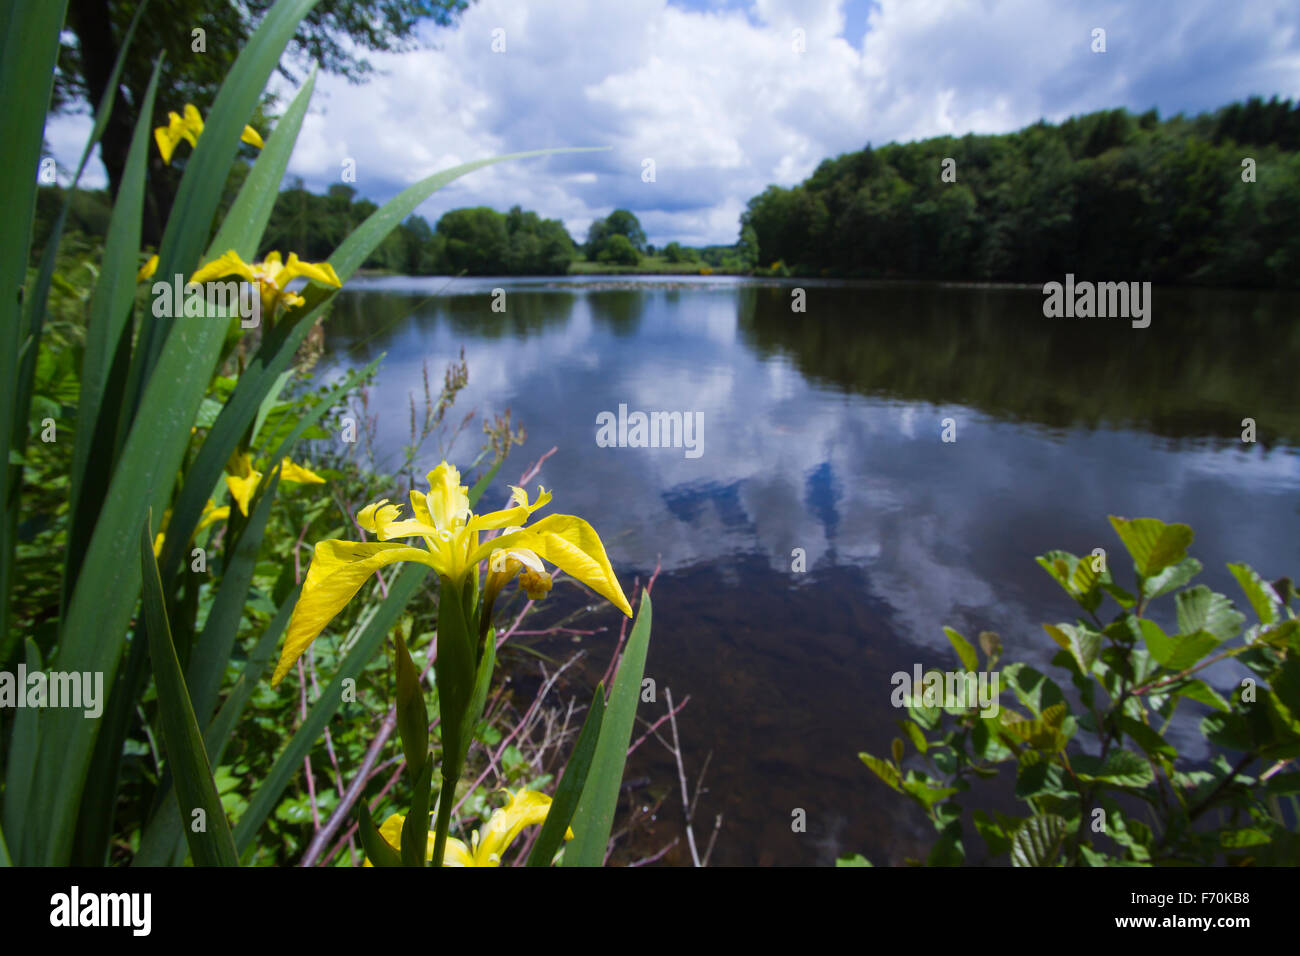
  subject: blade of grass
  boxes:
[562,592,652,866]
[46,1,149,606]
[31,0,325,867]
[133,585,297,866]
[1,638,44,863]
[156,68,318,581]
[139,513,238,867]
[527,684,605,866]
[62,55,164,610]
[0,0,70,684]
[185,466,280,727]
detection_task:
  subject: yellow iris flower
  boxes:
[137,254,158,282]
[271,460,631,685]
[190,249,342,318]
[154,103,264,164]
[224,452,326,517]
[151,499,231,557]
[364,789,573,867]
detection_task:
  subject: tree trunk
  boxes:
[67,0,168,244]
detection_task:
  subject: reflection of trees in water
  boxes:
[325,290,578,356]
[737,284,1300,443]
[587,290,646,336]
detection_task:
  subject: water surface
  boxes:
[321,275,1300,865]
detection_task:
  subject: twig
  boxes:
[665,687,701,867]
[629,837,680,867]
[627,694,691,755]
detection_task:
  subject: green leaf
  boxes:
[1170,679,1231,713]
[434,575,476,772]
[973,810,1013,856]
[394,630,429,779]
[836,853,872,867]
[133,585,298,866]
[902,720,929,754]
[400,761,433,868]
[1,639,43,863]
[903,775,959,809]
[1010,814,1069,867]
[1073,749,1154,787]
[1176,585,1245,642]
[358,804,402,868]
[1001,663,1065,717]
[64,55,164,606]
[527,684,606,866]
[139,514,238,867]
[926,822,965,866]
[1108,516,1194,579]
[1227,562,1281,626]
[0,0,70,679]
[458,628,497,775]
[1138,619,1221,670]
[1116,716,1176,759]
[1043,623,1101,673]
[158,69,319,580]
[563,593,653,866]
[944,627,978,671]
[185,466,280,728]
[858,753,903,792]
[1142,557,1202,599]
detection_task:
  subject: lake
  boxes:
[320,275,1300,865]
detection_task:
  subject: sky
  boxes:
[45,0,1300,247]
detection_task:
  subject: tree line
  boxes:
[740,95,1300,288]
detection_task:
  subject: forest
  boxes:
[742,96,1300,288]
[35,96,1300,285]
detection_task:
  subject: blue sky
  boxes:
[46,0,1300,247]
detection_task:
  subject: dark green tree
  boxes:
[55,0,472,241]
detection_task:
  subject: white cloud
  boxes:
[41,0,1300,244]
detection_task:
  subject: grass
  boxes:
[567,255,743,276]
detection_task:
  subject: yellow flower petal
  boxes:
[153,113,184,164]
[224,471,261,518]
[192,249,257,286]
[137,254,159,282]
[472,514,632,616]
[357,499,401,535]
[361,813,438,866]
[280,458,325,485]
[425,461,471,532]
[280,253,342,289]
[468,487,553,533]
[241,125,264,149]
[196,500,230,535]
[272,540,436,685]
[474,789,555,866]
[181,104,204,140]
[441,838,475,867]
